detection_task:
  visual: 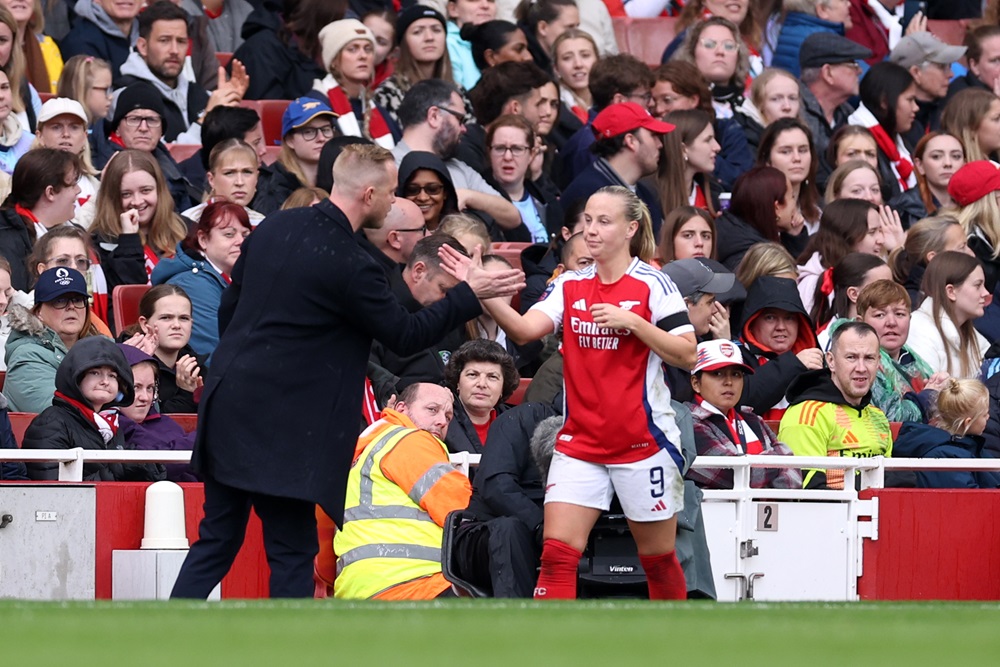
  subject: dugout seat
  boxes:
[577,499,649,598]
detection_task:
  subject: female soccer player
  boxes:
[442,185,697,599]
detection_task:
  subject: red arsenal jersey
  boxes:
[532,258,694,468]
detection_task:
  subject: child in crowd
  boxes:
[894,379,1000,489]
[21,336,166,483]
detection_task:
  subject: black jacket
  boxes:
[233,7,326,100]
[445,400,510,455]
[518,242,557,314]
[465,400,555,531]
[0,208,35,291]
[93,231,147,334]
[194,198,482,525]
[0,394,26,480]
[250,161,302,215]
[888,187,933,231]
[370,265,465,388]
[157,345,208,414]
[738,276,818,414]
[22,337,166,482]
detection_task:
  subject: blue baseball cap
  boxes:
[35,267,89,304]
[281,97,338,139]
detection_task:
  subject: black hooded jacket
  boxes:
[738,276,818,415]
[22,337,166,482]
[232,6,326,100]
[396,151,460,227]
[465,400,557,530]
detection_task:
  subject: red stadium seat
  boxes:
[166,143,200,163]
[169,413,199,433]
[507,378,531,406]
[612,17,631,55]
[0,370,5,392]
[262,145,281,165]
[9,413,34,447]
[491,242,531,272]
[627,17,679,66]
[112,284,151,334]
[258,99,291,147]
[39,91,54,103]
[215,51,233,68]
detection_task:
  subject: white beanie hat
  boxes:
[319,19,375,70]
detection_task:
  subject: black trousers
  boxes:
[171,473,319,599]
[453,516,539,598]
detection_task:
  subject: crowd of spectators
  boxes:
[2,0,1000,600]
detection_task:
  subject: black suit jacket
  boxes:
[195,199,482,525]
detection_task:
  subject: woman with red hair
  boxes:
[150,198,251,356]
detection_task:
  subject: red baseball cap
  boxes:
[948,160,1000,207]
[592,102,676,140]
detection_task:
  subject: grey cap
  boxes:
[890,32,966,69]
[696,258,746,305]
[799,33,873,70]
[661,259,736,299]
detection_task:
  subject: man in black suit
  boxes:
[171,144,524,599]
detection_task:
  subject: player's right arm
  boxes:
[481,297,555,345]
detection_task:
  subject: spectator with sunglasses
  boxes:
[397,151,460,233]
[4,267,102,413]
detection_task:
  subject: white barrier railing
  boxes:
[5,450,1000,484]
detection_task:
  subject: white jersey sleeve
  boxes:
[528,267,586,330]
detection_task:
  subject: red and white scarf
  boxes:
[314,75,395,149]
[848,103,916,191]
[55,390,120,444]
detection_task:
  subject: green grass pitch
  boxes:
[2,600,999,666]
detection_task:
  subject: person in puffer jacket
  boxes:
[894,378,1000,489]
[150,199,252,356]
[22,335,166,482]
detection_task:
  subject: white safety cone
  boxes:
[140,481,189,549]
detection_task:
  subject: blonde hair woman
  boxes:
[439,185,694,600]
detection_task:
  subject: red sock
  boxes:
[534,539,582,599]
[640,550,687,600]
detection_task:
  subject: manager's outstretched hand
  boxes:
[439,244,526,300]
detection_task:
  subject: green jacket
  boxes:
[4,304,70,413]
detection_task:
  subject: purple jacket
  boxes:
[119,412,199,482]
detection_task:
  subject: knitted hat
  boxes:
[948,160,1000,207]
[319,19,375,70]
[112,81,167,134]
[395,5,447,46]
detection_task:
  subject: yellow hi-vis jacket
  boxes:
[334,412,469,599]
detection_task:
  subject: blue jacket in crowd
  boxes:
[893,422,1000,489]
